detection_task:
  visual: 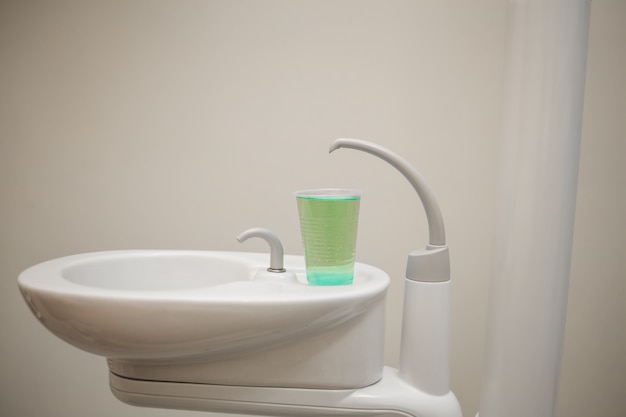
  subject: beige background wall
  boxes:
[1,1,624,416]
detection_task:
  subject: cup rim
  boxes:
[294,188,361,199]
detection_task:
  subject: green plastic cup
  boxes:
[295,189,361,286]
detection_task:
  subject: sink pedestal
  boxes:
[108,295,386,389]
[110,367,462,417]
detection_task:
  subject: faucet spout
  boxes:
[237,228,286,272]
[329,138,446,247]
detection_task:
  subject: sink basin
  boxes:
[18,250,389,389]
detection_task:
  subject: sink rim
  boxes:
[18,250,390,303]
[18,250,390,363]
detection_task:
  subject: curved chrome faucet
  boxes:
[329,138,449,283]
[330,138,446,247]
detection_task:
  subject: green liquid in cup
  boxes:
[297,193,360,286]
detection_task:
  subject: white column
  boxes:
[479,1,591,416]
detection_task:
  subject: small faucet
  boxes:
[237,227,286,273]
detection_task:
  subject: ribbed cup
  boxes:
[295,189,361,286]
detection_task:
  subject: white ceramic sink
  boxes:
[18,250,389,389]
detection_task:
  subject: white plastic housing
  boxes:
[108,294,387,389]
[399,279,450,395]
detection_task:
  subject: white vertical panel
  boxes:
[479,1,591,416]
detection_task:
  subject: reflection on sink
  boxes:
[18,250,389,389]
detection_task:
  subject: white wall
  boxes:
[0,1,623,416]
